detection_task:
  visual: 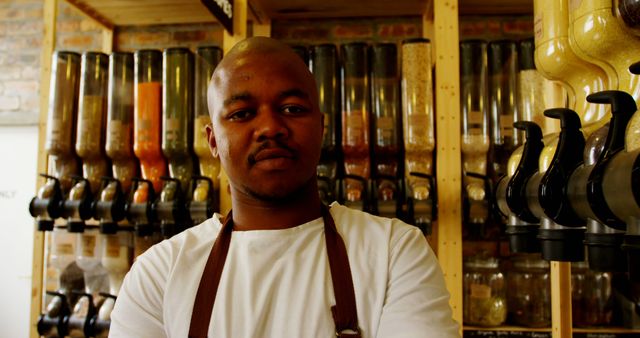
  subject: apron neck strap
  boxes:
[189,205,361,338]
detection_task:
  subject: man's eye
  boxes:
[228,110,253,121]
[281,105,307,115]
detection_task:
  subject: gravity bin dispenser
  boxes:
[31,50,82,338]
[401,38,437,235]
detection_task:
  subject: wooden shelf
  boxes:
[64,0,218,27]
[464,325,551,332]
[63,0,534,29]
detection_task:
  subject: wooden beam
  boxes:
[550,261,573,338]
[64,0,115,30]
[31,0,58,336]
[433,0,463,331]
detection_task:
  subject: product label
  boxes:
[54,243,73,256]
[534,14,543,41]
[470,283,492,299]
[81,234,97,257]
[468,110,483,127]
[376,116,394,142]
[106,236,121,258]
[500,114,514,138]
[344,111,366,146]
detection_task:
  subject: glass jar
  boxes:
[506,254,551,327]
[463,255,507,326]
[571,261,614,327]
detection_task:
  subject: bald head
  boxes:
[207,37,318,120]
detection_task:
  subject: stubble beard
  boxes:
[241,175,316,205]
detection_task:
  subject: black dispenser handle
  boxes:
[539,108,586,226]
[507,121,544,223]
[584,90,637,229]
[409,171,438,222]
[629,61,640,75]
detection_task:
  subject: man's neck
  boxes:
[229,185,323,231]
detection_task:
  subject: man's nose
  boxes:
[255,109,289,141]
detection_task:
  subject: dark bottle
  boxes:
[341,43,371,211]
[488,40,520,181]
[371,43,401,218]
[460,40,491,239]
[310,44,340,204]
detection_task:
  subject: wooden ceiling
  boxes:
[64,0,533,28]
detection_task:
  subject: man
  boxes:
[110,37,459,338]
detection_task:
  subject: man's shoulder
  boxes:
[329,202,420,244]
[137,216,221,265]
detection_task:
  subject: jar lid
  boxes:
[464,255,499,269]
[512,254,550,269]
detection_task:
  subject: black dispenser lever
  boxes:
[585,90,637,229]
[29,174,64,231]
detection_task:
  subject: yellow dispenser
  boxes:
[534,0,609,128]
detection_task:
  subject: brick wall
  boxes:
[0,0,223,126]
[0,0,532,126]
[0,0,44,125]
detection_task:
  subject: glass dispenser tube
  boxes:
[517,38,547,130]
[106,52,136,194]
[76,52,110,195]
[460,40,491,238]
[32,51,81,231]
[402,38,435,233]
[193,46,222,216]
[45,51,81,193]
[163,47,195,192]
[134,50,166,194]
[310,44,340,205]
[341,43,371,209]
[371,43,400,217]
[488,40,520,180]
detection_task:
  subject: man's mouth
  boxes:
[248,143,296,167]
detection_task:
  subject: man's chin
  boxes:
[243,182,311,204]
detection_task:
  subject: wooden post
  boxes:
[252,19,271,37]
[219,0,248,215]
[102,28,114,54]
[31,0,58,336]
[433,0,463,330]
[551,261,573,338]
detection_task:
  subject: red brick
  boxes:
[80,19,101,32]
[377,23,418,38]
[0,66,22,80]
[460,21,487,37]
[3,20,42,36]
[21,94,40,112]
[333,24,373,39]
[3,80,38,96]
[0,96,20,110]
[21,65,39,79]
[57,20,81,33]
[0,7,41,21]
[1,36,41,51]
[487,21,502,35]
[286,27,330,40]
[172,30,207,42]
[59,34,95,49]
[131,31,171,47]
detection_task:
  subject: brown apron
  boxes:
[188,204,361,338]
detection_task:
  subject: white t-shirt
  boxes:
[110,203,459,338]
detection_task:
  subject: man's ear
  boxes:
[205,124,218,158]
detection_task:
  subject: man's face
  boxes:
[207,50,323,202]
